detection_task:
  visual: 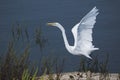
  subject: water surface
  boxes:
[0,0,120,72]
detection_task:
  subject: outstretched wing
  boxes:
[71,7,99,55]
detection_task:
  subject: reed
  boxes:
[0,24,46,80]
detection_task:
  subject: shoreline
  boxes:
[37,71,120,80]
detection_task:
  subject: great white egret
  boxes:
[47,7,99,59]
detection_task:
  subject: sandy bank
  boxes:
[36,71,120,80]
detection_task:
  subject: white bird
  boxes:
[47,7,99,59]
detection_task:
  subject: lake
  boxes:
[0,0,120,73]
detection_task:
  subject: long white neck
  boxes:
[56,24,72,52]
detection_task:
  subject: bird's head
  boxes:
[47,22,64,31]
[47,22,60,27]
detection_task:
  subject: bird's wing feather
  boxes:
[71,7,99,53]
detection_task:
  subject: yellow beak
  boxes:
[46,23,54,26]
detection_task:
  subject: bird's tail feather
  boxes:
[92,48,99,51]
[84,54,92,59]
[84,47,99,59]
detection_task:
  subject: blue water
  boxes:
[0,0,120,73]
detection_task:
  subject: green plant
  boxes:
[78,57,86,72]
[99,54,109,74]
[78,54,109,73]
[40,56,55,75]
[0,23,47,80]
[99,54,109,80]
[22,68,38,80]
[55,58,65,80]
[39,67,47,80]
[22,69,30,80]
[0,42,30,80]
[38,56,65,80]
[77,54,110,80]
[32,68,38,80]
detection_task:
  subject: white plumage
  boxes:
[47,6,99,59]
